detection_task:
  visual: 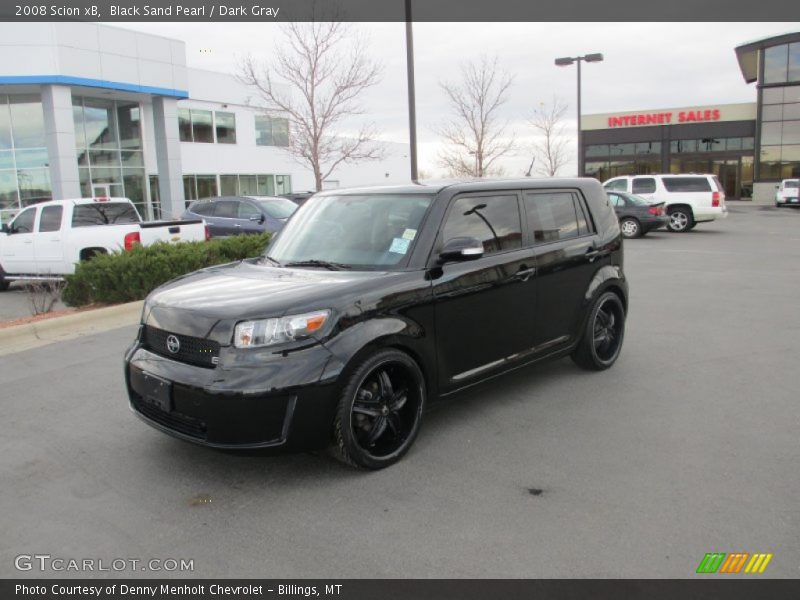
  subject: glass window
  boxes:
[72,103,86,149]
[11,206,36,233]
[17,169,51,205]
[123,170,145,205]
[0,170,18,210]
[784,86,800,104]
[39,205,63,232]
[635,142,660,155]
[584,161,609,181]
[121,151,143,168]
[671,139,697,153]
[783,121,800,145]
[117,104,141,149]
[238,201,261,219]
[72,202,139,227]
[213,200,239,218]
[662,177,712,192]
[255,198,297,219]
[761,121,782,146]
[255,116,290,146]
[0,99,11,150]
[764,44,789,84]
[761,104,783,121]
[83,99,117,149]
[632,177,656,194]
[9,96,46,148]
[790,43,800,82]
[742,137,755,150]
[14,148,48,169]
[607,193,625,208]
[443,195,522,255]
[585,145,609,158]
[178,108,192,142]
[219,174,238,196]
[784,103,800,120]
[610,143,635,156]
[215,111,236,144]
[604,179,628,191]
[523,192,583,244]
[762,87,784,105]
[239,174,257,195]
[89,150,120,168]
[191,110,214,143]
[195,174,217,198]
[183,175,196,201]
[698,138,723,152]
[725,138,743,151]
[257,174,275,196]
[268,193,433,269]
[188,202,211,216]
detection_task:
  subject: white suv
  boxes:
[603,174,727,232]
[775,179,799,207]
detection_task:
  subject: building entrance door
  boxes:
[713,160,739,199]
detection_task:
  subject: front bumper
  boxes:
[776,197,800,205]
[124,335,343,451]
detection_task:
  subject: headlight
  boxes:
[233,310,330,348]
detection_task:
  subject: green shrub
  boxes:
[62,233,272,307]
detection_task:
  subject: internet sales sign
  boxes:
[608,109,722,128]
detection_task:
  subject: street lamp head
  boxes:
[555,57,575,66]
[584,53,604,63]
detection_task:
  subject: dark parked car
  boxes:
[182,196,297,237]
[280,191,316,207]
[126,179,627,469]
[606,190,667,238]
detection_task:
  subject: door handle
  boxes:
[234,224,241,227]
[513,266,536,282]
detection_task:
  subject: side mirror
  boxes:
[250,214,265,223]
[439,237,484,262]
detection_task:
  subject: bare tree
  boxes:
[25,280,64,316]
[436,56,516,178]
[239,21,383,191]
[530,96,571,176]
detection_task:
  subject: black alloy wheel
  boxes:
[332,349,425,469]
[572,291,626,371]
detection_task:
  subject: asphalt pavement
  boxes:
[1,205,799,579]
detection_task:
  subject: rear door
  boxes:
[210,199,240,236]
[631,176,657,203]
[1,206,38,274]
[34,204,66,274]
[523,190,602,350]
[432,191,537,391]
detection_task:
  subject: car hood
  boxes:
[144,259,394,341]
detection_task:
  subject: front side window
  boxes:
[268,194,433,269]
[72,202,139,227]
[523,192,585,244]
[11,206,35,233]
[238,202,261,219]
[255,198,297,219]
[442,195,522,256]
[39,205,63,232]
[632,178,656,194]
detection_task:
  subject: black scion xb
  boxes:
[125,179,628,469]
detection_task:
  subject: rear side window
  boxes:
[604,179,628,191]
[662,177,712,192]
[524,192,590,244]
[442,194,522,255]
[632,178,656,194]
[191,202,214,216]
[39,206,63,232]
[213,200,239,218]
[72,203,140,227]
[608,193,625,208]
[785,181,799,188]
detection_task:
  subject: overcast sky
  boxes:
[121,21,798,177]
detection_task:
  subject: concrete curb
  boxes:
[0,301,143,356]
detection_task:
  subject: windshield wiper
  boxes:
[261,255,282,267]
[283,259,351,271]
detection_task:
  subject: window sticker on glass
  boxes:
[402,228,417,240]
[389,237,411,254]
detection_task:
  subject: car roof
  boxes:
[315,178,602,197]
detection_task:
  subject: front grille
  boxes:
[131,393,207,440]
[141,325,220,368]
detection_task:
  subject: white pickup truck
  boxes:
[0,197,207,290]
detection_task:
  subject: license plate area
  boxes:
[134,370,173,413]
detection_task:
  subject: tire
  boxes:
[619,217,641,239]
[666,207,693,232]
[571,291,626,371]
[331,349,426,470]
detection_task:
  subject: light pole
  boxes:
[405,0,418,182]
[555,52,603,177]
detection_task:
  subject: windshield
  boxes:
[785,181,799,189]
[255,198,297,219]
[267,194,434,269]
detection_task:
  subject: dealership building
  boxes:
[0,22,409,223]
[581,32,800,203]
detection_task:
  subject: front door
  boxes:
[432,192,537,391]
[1,206,38,275]
[34,204,66,274]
